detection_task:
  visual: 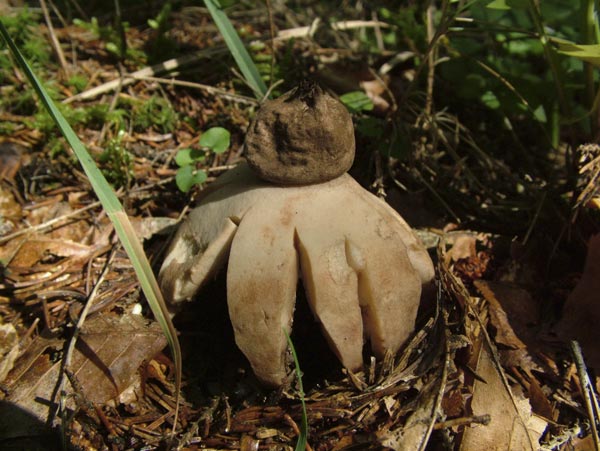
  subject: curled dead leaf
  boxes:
[557,234,600,367]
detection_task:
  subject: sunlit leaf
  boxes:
[481,90,500,110]
[175,148,204,167]
[176,166,207,192]
[533,104,547,123]
[202,0,268,98]
[340,91,374,113]
[486,0,511,10]
[553,39,600,67]
[199,126,231,154]
[486,0,528,9]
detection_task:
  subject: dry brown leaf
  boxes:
[0,322,19,383]
[568,433,597,450]
[0,184,21,220]
[8,238,93,268]
[0,141,29,181]
[378,378,439,451]
[0,183,22,236]
[442,387,466,418]
[527,376,557,421]
[26,200,91,242]
[71,313,168,402]
[2,313,166,427]
[447,235,478,263]
[475,280,539,350]
[315,62,392,114]
[557,234,600,367]
[459,346,547,451]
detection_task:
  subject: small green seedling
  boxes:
[99,129,133,188]
[175,127,230,193]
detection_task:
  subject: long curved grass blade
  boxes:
[203,0,268,98]
[0,20,182,432]
[284,331,309,451]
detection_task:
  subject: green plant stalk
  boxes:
[527,0,570,121]
[284,331,308,451]
[203,0,268,99]
[0,20,182,431]
[583,0,598,136]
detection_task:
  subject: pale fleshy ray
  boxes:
[159,163,434,386]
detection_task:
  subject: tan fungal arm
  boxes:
[226,202,299,387]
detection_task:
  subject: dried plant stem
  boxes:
[39,0,69,76]
[0,201,102,245]
[425,1,436,117]
[125,75,258,105]
[571,340,600,451]
[64,48,228,103]
[265,0,276,90]
[433,414,491,430]
[418,289,449,451]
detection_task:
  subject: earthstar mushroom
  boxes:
[159,82,435,386]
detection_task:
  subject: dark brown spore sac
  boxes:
[245,81,355,185]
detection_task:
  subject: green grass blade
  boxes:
[0,20,182,431]
[284,331,309,451]
[203,0,268,98]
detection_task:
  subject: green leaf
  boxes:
[533,104,547,123]
[105,41,120,56]
[199,126,231,154]
[486,0,511,10]
[175,148,204,167]
[340,91,374,113]
[486,0,527,10]
[203,0,268,98]
[554,39,600,67]
[148,19,159,30]
[481,90,500,110]
[176,166,207,192]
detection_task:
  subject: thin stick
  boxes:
[63,48,228,103]
[39,0,69,76]
[571,340,600,451]
[64,19,389,104]
[418,283,448,451]
[425,1,436,117]
[0,201,102,245]
[371,10,384,52]
[275,19,389,40]
[265,0,276,90]
[124,75,258,105]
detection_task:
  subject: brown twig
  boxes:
[265,0,277,90]
[39,0,69,77]
[433,414,491,430]
[425,1,436,117]
[124,75,258,105]
[63,48,228,103]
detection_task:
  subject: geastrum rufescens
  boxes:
[159,81,435,387]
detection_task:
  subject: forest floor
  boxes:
[0,2,599,450]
